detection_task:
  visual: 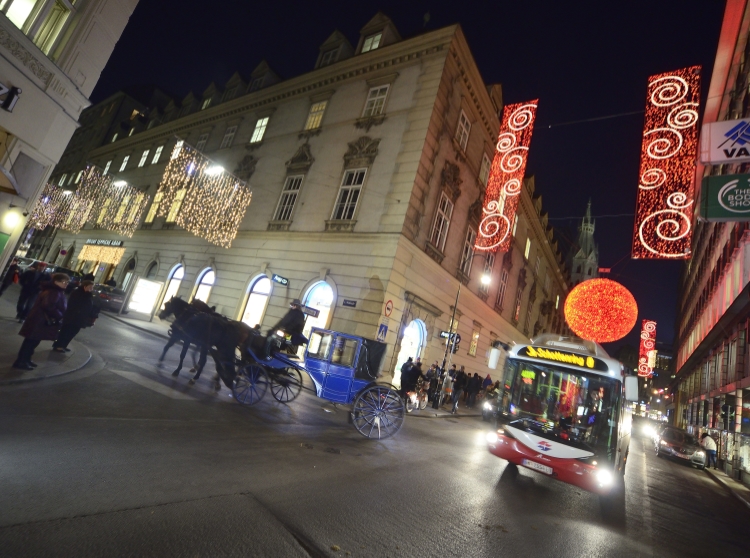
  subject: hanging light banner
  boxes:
[475,100,538,253]
[632,66,701,259]
[638,319,657,377]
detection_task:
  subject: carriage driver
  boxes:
[266,299,308,355]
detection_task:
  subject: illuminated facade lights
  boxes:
[155,141,252,248]
[475,100,538,253]
[638,319,657,377]
[76,244,126,265]
[563,278,638,343]
[632,66,701,259]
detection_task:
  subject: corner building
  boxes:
[43,14,570,383]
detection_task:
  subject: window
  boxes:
[555,294,560,309]
[319,47,340,66]
[304,101,328,130]
[460,228,476,275]
[193,269,215,303]
[302,281,335,340]
[524,299,534,334]
[128,128,134,137]
[152,146,164,164]
[201,98,212,110]
[111,133,118,143]
[145,262,158,280]
[75,170,83,184]
[250,117,269,143]
[534,256,540,277]
[481,253,495,293]
[58,174,67,186]
[455,110,471,151]
[240,276,272,327]
[362,86,389,117]
[469,330,480,357]
[512,215,518,236]
[331,337,358,367]
[361,32,382,53]
[119,156,130,172]
[114,194,130,223]
[479,153,491,186]
[163,265,184,303]
[332,168,366,220]
[138,150,150,167]
[222,87,238,102]
[144,191,163,223]
[513,286,524,322]
[496,268,509,309]
[429,191,453,251]
[96,198,112,224]
[249,77,264,91]
[6,0,75,56]
[524,237,531,259]
[103,160,112,174]
[167,189,186,222]
[543,273,551,294]
[220,126,237,149]
[195,133,208,151]
[273,175,303,221]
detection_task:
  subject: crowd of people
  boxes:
[1,260,100,370]
[399,357,501,414]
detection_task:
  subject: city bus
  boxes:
[486,334,639,495]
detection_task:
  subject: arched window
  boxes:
[145,261,158,279]
[302,281,334,338]
[163,264,184,303]
[121,258,136,290]
[394,319,427,386]
[240,275,272,327]
[194,268,215,303]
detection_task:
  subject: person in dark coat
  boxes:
[0,258,19,296]
[466,373,482,408]
[16,262,48,321]
[270,299,307,345]
[104,278,116,287]
[13,273,69,370]
[82,272,95,281]
[53,280,98,352]
[451,368,469,413]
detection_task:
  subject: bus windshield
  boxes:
[505,359,622,463]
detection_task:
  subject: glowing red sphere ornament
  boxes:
[563,278,638,343]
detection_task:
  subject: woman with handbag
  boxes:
[12,273,69,370]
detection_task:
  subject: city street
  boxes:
[0,301,747,557]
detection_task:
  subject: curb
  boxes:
[102,313,170,341]
[0,342,92,385]
[704,467,750,511]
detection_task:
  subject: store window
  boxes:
[302,281,335,339]
[193,268,215,303]
[240,275,272,328]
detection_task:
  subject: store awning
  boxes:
[77,244,125,265]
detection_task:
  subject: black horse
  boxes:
[158,296,213,379]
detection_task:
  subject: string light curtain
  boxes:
[638,320,657,377]
[26,182,88,232]
[77,244,126,265]
[155,140,252,248]
[90,182,150,237]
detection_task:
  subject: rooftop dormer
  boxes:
[200,82,221,110]
[222,72,247,103]
[355,12,401,55]
[315,30,353,69]
[247,60,281,93]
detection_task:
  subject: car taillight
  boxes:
[99,293,110,300]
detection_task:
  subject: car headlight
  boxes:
[660,440,668,446]
[596,469,613,486]
[694,450,705,457]
[483,401,492,410]
[486,432,498,444]
[643,426,655,437]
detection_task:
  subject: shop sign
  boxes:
[301,305,319,318]
[699,174,750,221]
[701,119,750,164]
[127,278,164,314]
[0,82,21,112]
[342,299,357,307]
[271,273,288,286]
[518,345,609,372]
[86,238,124,246]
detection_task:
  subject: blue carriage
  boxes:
[232,328,406,439]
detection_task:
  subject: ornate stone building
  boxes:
[36,13,570,383]
[567,200,599,286]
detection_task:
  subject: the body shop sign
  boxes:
[701,119,750,164]
[699,174,750,221]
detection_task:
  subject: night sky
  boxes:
[92,1,727,350]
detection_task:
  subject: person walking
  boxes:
[700,433,718,469]
[482,374,493,391]
[452,367,468,413]
[53,280,99,352]
[13,273,69,370]
[466,373,482,408]
[0,258,20,296]
[16,262,48,321]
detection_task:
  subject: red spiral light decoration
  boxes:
[564,279,638,343]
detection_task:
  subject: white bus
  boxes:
[486,334,639,495]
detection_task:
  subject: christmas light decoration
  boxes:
[638,320,657,377]
[475,100,538,253]
[155,141,252,248]
[632,66,701,259]
[26,183,87,232]
[563,278,638,343]
[89,180,149,237]
[76,244,126,265]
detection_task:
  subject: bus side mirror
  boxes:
[624,376,639,402]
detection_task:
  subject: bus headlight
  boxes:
[596,469,613,486]
[486,432,498,444]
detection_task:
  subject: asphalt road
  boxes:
[1,313,749,557]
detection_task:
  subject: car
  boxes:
[93,284,128,313]
[15,257,40,272]
[655,427,706,469]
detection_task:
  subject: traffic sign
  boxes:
[384,300,393,317]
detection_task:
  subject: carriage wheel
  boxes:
[232,364,269,406]
[270,367,303,403]
[351,385,405,439]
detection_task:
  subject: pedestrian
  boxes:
[53,280,99,352]
[12,273,69,370]
[482,374,493,391]
[0,258,20,296]
[460,366,470,402]
[104,277,117,287]
[452,367,468,413]
[467,373,482,408]
[400,359,423,399]
[16,262,48,322]
[448,363,457,379]
[82,272,95,281]
[440,369,453,407]
[700,433,718,469]
[399,357,413,386]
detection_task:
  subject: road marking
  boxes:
[109,369,197,400]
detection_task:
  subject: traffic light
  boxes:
[449,333,461,354]
[721,404,736,423]
[451,338,460,353]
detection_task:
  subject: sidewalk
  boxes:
[705,467,750,511]
[0,286,91,385]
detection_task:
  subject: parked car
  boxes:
[15,257,40,272]
[655,427,706,469]
[93,284,127,313]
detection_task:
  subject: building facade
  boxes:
[673,0,750,484]
[36,14,570,384]
[0,0,138,269]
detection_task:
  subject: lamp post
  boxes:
[433,252,491,409]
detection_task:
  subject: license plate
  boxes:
[522,459,553,475]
